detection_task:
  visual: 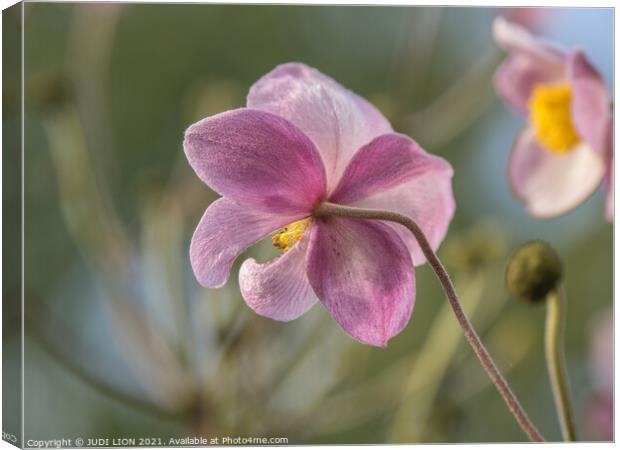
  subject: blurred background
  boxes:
[3,4,613,444]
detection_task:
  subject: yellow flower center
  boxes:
[272,218,311,251]
[529,83,581,154]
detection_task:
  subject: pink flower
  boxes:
[501,7,549,31]
[183,63,455,347]
[583,310,613,440]
[493,18,613,219]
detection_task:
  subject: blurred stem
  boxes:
[140,194,193,367]
[205,301,249,383]
[389,270,486,441]
[545,286,577,441]
[26,316,186,423]
[266,317,331,395]
[315,202,545,442]
[67,4,121,175]
[45,107,194,411]
[388,8,443,114]
[450,309,534,404]
[404,45,502,148]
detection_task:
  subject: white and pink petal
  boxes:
[508,128,605,218]
[494,54,566,117]
[493,17,565,64]
[190,198,305,288]
[239,234,318,321]
[493,17,567,117]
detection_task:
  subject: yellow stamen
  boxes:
[529,83,581,154]
[272,218,311,252]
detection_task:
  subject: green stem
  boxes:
[26,321,186,423]
[545,287,577,441]
[315,202,545,442]
[389,270,487,441]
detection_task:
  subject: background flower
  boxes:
[581,310,613,441]
[494,17,613,219]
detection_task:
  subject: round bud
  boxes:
[505,240,562,303]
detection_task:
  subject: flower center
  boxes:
[529,83,581,154]
[272,218,311,251]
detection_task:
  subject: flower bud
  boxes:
[505,240,562,303]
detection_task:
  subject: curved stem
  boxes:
[314,202,545,442]
[545,287,577,441]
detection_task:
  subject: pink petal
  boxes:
[330,133,454,266]
[569,50,612,157]
[494,54,566,117]
[508,127,606,218]
[329,133,449,202]
[239,234,318,321]
[190,198,305,288]
[591,312,613,389]
[493,17,565,64]
[502,8,548,31]
[184,108,326,214]
[583,390,613,441]
[247,63,392,191]
[306,217,415,347]
[493,17,566,116]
